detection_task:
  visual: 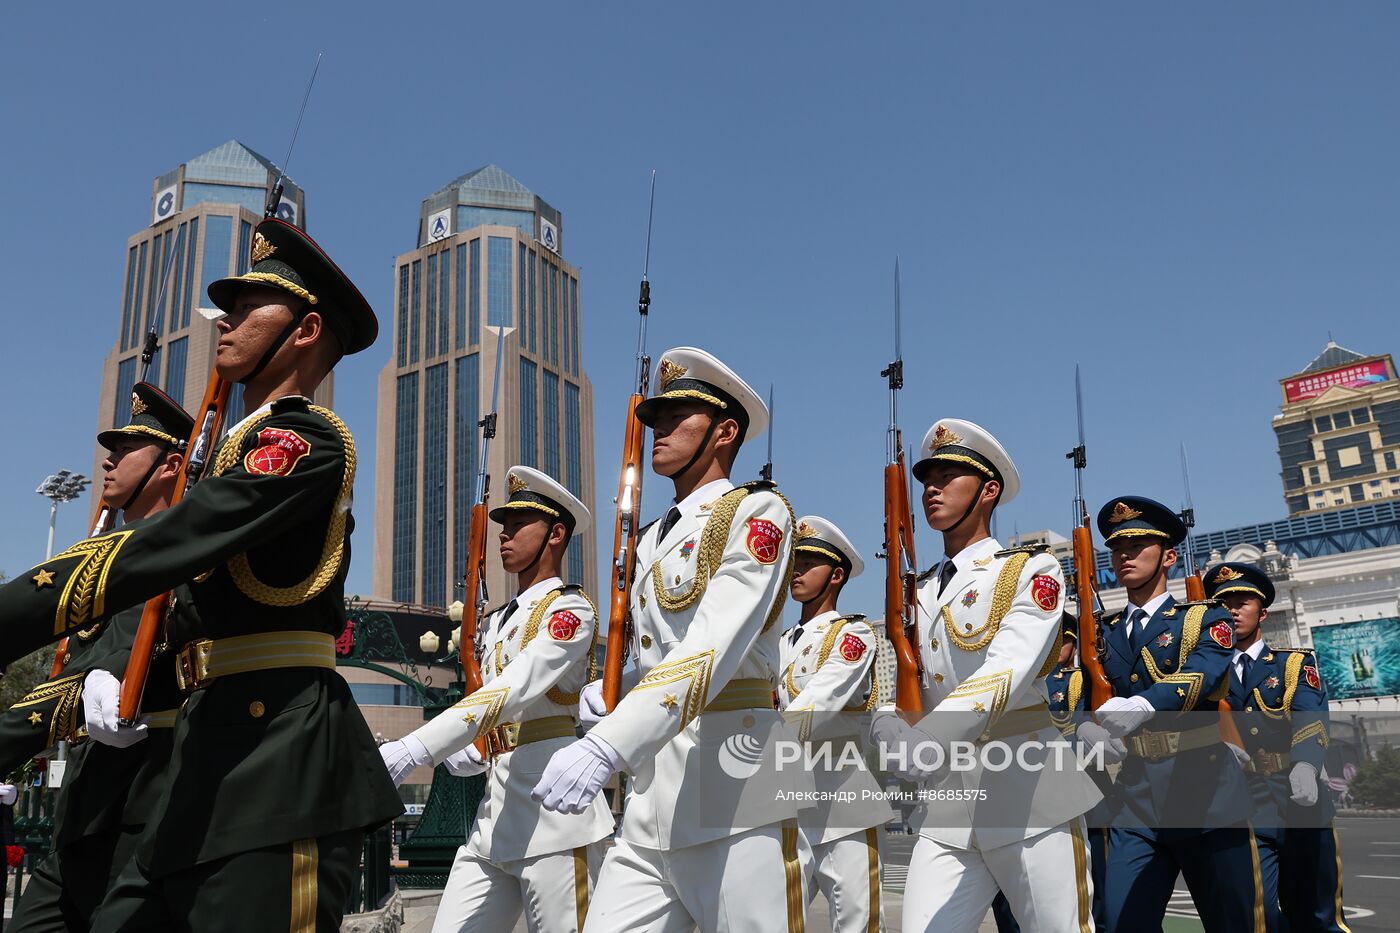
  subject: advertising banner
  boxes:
[1310,617,1400,700]
[1282,360,1390,403]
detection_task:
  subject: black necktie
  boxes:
[937,559,958,597]
[1237,654,1253,687]
[657,506,682,543]
[1127,608,1148,654]
[498,599,519,631]
[790,624,803,645]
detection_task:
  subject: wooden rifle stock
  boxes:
[1184,571,1246,749]
[118,375,231,724]
[460,499,491,757]
[603,393,645,711]
[1071,523,1113,709]
[883,450,923,713]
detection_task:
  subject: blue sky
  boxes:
[2,2,1398,616]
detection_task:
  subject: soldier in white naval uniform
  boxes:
[871,419,1101,933]
[532,347,811,933]
[780,515,892,933]
[379,466,612,933]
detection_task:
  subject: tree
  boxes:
[1350,744,1400,809]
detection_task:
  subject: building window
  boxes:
[181,217,199,329]
[237,221,252,274]
[1308,466,1321,485]
[518,244,527,348]
[130,240,148,351]
[144,231,165,341]
[169,222,187,335]
[396,264,410,367]
[120,246,139,351]
[564,382,582,497]
[348,683,426,707]
[570,276,580,375]
[165,337,188,404]
[470,239,482,346]
[488,236,513,327]
[519,358,538,467]
[422,364,449,607]
[454,244,467,350]
[425,252,438,359]
[1354,407,1371,424]
[528,249,538,353]
[114,357,137,427]
[1348,483,1364,502]
[1315,415,1333,433]
[568,543,584,587]
[543,369,560,477]
[410,260,422,365]
[1386,451,1397,471]
[454,354,480,585]
[438,247,450,353]
[1333,411,1352,429]
[393,373,420,603]
[199,215,233,331]
[550,263,560,365]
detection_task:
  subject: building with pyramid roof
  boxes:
[1273,340,1400,515]
[94,140,324,476]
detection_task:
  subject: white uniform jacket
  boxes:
[417,577,613,862]
[907,538,1101,850]
[779,611,894,845]
[589,478,812,851]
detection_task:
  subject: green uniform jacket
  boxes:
[0,398,403,874]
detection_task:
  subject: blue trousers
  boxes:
[1105,825,1267,933]
[1279,827,1350,933]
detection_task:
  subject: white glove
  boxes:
[0,785,16,806]
[1076,721,1126,765]
[443,744,488,778]
[82,670,149,748]
[379,734,433,787]
[1095,695,1154,738]
[1226,743,1252,769]
[1289,761,1319,807]
[531,734,623,814]
[579,681,608,730]
[871,712,944,782]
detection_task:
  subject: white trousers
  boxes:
[431,842,605,933]
[807,827,887,933]
[901,819,1095,933]
[582,822,809,933]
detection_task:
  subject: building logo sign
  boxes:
[152,184,179,225]
[425,208,452,245]
[275,199,299,227]
[1311,617,1400,701]
[540,217,559,253]
[1283,360,1390,403]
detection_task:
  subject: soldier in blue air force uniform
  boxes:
[1207,562,1349,933]
[1077,497,1266,933]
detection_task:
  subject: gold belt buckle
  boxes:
[175,640,215,693]
[1136,730,1179,761]
[486,722,521,758]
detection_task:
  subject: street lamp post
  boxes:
[35,471,90,560]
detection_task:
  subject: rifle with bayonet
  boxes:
[603,172,657,712]
[117,55,320,725]
[1179,444,1246,749]
[879,260,923,713]
[458,328,508,755]
[1065,366,1113,708]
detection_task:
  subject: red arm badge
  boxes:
[244,428,312,477]
[1030,575,1061,612]
[1209,620,1234,649]
[1304,665,1321,690]
[548,610,582,641]
[745,519,783,565]
[838,632,868,662]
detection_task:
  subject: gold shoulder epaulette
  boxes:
[740,479,779,493]
[916,565,938,583]
[838,613,869,624]
[1173,598,1222,608]
[994,543,1051,558]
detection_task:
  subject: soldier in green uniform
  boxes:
[0,382,191,931]
[0,218,402,932]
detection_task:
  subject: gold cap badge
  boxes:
[796,521,817,540]
[659,359,688,391]
[931,424,963,449]
[1213,566,1245,583]
[1108,501,1143,523]
[251,232,277,264]
[130,393,148,417]
[508,472,528,494]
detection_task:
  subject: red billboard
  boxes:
[1282,359,1391,403]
